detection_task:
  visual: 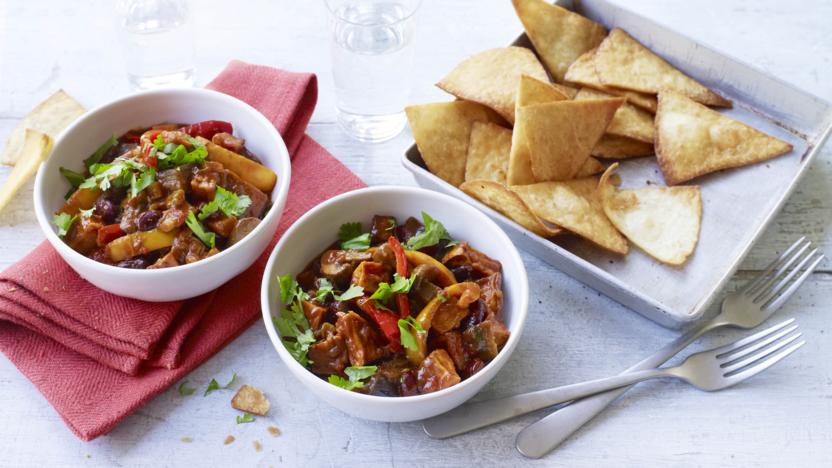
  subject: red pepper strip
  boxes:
[141,144,158,168]
[97,224,126,246]
[178,120,233,140]
[357,297,402,352]
[387,236,411,318]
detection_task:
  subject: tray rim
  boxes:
[400,0,832,327]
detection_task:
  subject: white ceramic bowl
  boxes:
[34,88,291,301]
[260,186,528,422]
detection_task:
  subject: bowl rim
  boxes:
[260,185,529,405]
[33,87,292,276]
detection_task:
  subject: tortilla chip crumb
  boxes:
[180,437,193,443]
[223,435,235,445]
[7,287,16,292]
[42,286,50,292]
[231,384,270,416]
[85,455,91,459]
[267,426,281,437]
[253,440,262,452]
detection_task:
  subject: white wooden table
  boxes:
[1,1,831,466]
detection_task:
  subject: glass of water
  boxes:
[326,0,421,142]
[116,0,196,91]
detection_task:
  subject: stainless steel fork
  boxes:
[514,238,823,458]
[422,320,803,438]
[421,238,823,449]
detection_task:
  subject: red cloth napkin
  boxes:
[0,60,366,441]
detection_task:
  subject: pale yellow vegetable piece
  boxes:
[106,229,177,262]
[575,88,654,143]
[465,122,511,184]
[594,29,731,108]
[655,91,793,185]
[406,101,504,187]
[197,137,277,193]
[599,163,701,265]
[460,179,561,237]
[58,188,98,215]
[508,75,569,185]
[592,135,654,159]
[518,98,623,181]
[511,0,607,81]
[563,48,658,113]
[404,250,457,287]
[0,129,52,212]
[436,47,549,123]
[512,178,628,254]
[1,90,84,166]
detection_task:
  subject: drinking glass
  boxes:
[325,0,421,142]
[115,0,196,90]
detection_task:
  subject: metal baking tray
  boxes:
[402,0,832,328]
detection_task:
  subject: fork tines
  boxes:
[713,318,805,380]
[742,237,825,311]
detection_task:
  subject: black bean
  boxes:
[451,265,474,282]
[94,198,118,223]
[115,257,150,269]
[136,210,161,231]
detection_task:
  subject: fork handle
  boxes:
[422,367,677,439]
[514,319,724,458]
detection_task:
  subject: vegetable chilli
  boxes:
[53,120,277,269]
[275,213,510,397]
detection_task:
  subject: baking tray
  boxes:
[402,0,832,328]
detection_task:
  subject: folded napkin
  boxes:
[0,60,366,441]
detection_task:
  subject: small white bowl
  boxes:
[33,88,291,302]
[260,186,529,422]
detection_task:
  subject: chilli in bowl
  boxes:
[274,212,510,397]
[53,120,277,269]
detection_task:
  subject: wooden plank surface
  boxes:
[0,0,830,466]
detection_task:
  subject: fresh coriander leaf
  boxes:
[52,213,76,238]
[59,167,85,198]
[198,186,251,220]
[338,222,363,242]
[405,212,452,251]
[186,211,216,249]
[278,274,297,305]
[398,316,424,352]
[334,284,364,302]
[223,372,238,389]
[79,207,95,219]
[274,278,315,366]
[204,378,220,396]
[83,135,117,168]
[337,222,370,251]
[368,273,415,304]
[314,278,334,302]
[130,167,156,198]
[445,239,461,248]
[178,382,196,396]
[236,412,255,424]
[153,134,166,150]
[328,365,377,391]
[437,292,448,303]
[157,143,208,170]
[368,282,393,303]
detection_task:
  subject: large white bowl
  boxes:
[260,186,529,422]
[34,88,291,301]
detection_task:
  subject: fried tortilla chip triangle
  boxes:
[512,177,628,254]
[594,29,731,108]
[655,91,793,185]
[436,47,548,123]
[519,98,623,181]
[508,75,569,185]
[406,101,504,187]
[0,129,53,212]
[465,122,512,184]
[564,48,657,113]
[575,88,654,143]
[1,90,84,166]
[599,164,701,265]
[575,156,606,177]
[592,134,654,159]
[511,0,607,81]
[460,179,561,237]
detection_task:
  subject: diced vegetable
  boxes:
[356,298,402,352]
[58,188,98,215]
[179,120,233,139]
[106,229,177,262]
[197,136,277,193]
[404,250,457,287]
[96,223,126,246]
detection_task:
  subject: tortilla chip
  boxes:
[599,164,701,265]
[575,157,605,177]
[511,0,607,81]
[592,135,654,159]
[1,90,84,166]
[563,48,658,113]
[460,179,561,237]
[575,88,654,143]
[594,29,731,108]
[465,122,511,183]
[550,82,579,99]
[231,384,271,416]
[519,98,623,181]
[436,47,548,123]
[655,91,793,185]
[0,130,53,212]
[512,177,628,254]
[508,75,570,185]
[406,101,504,187]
